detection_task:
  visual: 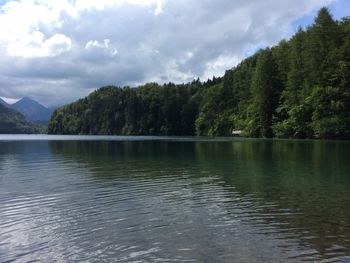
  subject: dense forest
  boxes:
[0,103,43,134]
[48,8,350,139]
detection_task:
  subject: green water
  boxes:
[0,135,350,262]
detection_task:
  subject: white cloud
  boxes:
[0,0,67,41]
[203,55,241,80]
[85,39,118,57]
[0,0,164,59]
[0,0,73,58]
[7,32,72,58]
[0,96,20,104]
[0,0,339,106]
[74,0,165,15]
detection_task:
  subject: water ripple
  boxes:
[0,138,350,262]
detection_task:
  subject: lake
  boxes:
[0,135,350,262]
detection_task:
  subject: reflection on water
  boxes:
[0,136,350,262]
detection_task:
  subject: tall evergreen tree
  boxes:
[247,49,282,137]
[304,7,338,88]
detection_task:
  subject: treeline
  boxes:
[48,8,350,139]
[48,83,200,135]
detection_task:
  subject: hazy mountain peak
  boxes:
[15,97,46,107]
[9,97,53,123]
[0,98,8,107]
[21,96,33,101]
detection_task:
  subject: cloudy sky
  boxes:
[0,0,349,107]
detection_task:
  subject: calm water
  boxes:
[1,135,350,262]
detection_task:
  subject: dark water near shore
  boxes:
[1,135,350,262]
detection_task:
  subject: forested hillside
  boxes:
[48,8,350,139]
[0,104,43,134]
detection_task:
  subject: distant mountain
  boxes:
[9,97,53,124]
[0,103,10,113]
[0,98,8,107]
[0,103,43,134]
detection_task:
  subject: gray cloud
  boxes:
[0,0,336,106]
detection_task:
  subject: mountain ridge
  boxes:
[0,98,8,107]
[9,97,53,124]
[0,103,43,134]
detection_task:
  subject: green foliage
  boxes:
[49,83,199,136]
[273,103,314,139]
[48,8,350,139]
[246,49,282,137]
[0,104,43,134]
[310,86,350,138]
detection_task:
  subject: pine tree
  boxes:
[304,7,338,88]
[247,49,282,137]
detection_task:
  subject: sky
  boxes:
[0,0,349,107]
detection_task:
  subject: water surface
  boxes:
[1,135,350,262]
